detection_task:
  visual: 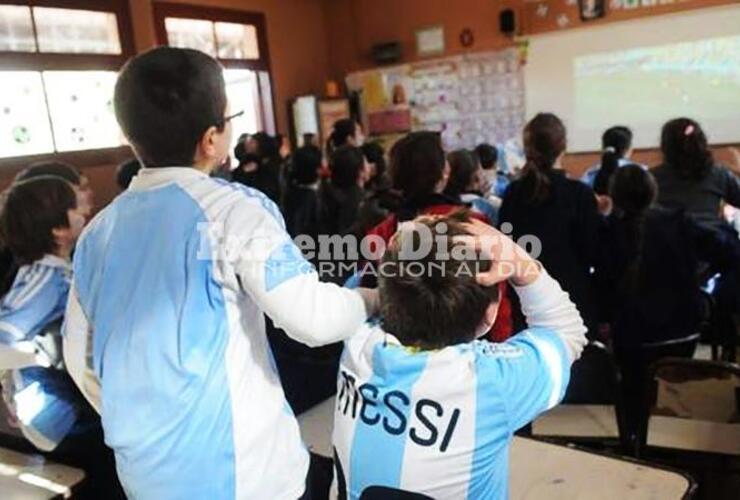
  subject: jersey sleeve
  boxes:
[0,266,63,343]
[476,328,572,432]
[476,270,587,432]
[222,197,371,347]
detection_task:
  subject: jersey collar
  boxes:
[39,254,72,270]
[129,167,210,191]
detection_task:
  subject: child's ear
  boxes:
[475,301,500,339]
[198,125,220,159]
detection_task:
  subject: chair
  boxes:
[359,487,434,500]
[0,446,85,498]
[636,357,740,458]
[532,342,627,449]
[620,333,701,455]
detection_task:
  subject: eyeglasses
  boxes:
[216,110,245,127]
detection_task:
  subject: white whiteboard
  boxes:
[524,4,740,152]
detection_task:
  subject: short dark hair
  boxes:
[602,126,633,156]
[116,158,142,190]
[0,177,77,265]
[390,132,446,202]
[250,132,279,160]
[15,161,81,186]
[330,146,364,189]
[291,146,322,185]
[475,143,498,170]
[361,142,386,179]
[114,47,227,168]
[329,119,357,150]
[444,150,479,198]
[379,210,500,349]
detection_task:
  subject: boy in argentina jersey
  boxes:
[0,177,88,451]
[63,47,377,500]
[333,214,588,499]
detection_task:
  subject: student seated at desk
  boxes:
[333,212,587,500]
[0,177,89,451]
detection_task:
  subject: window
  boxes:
[0,1,134,162]
[153,2,276,145]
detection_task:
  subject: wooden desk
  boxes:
[0,447,85,499]
[510,438,692,499]
[297,398,693,499]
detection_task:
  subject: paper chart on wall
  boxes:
[346,48,526,174]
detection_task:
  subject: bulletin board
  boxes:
[346,48,527,174]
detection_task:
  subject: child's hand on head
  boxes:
[458,219,541,287]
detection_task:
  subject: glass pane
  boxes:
[34,7,121,54]
[215,22,260,60]
[223,69,261,151]
[0,72,55,158]
[258,71,275,135]
[165,18,216,57]
[43,71,124,152]
[293,96,319,146]
[0,5,36,52]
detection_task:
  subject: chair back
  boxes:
[636,357,740,456]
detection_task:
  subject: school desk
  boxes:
[297,397,695,499]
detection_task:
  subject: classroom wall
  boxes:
[323,0,520,80]
[523,0,739,36]
[323,0,740,165]
[324,0,739,77]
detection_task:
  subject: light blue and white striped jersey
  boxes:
[332,271,587,500]
[461,193,500,226]
[63,167,369,500]
[0,255,84,451]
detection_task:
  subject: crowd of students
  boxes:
[0,46,738,499]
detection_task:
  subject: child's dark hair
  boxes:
[291,146,322,185]
[0,177,77,265]
[609,165,658,292]
[379,210,500,349]
[251,132,280,160]
[15,161,81,186]
[444,150,479,198]
[361,142,386,181]
[661,118,713,180]
[116,158,142,190]
[389,131,446,202]
[475,143,498,170]
[521,113,567,205]
[594,126,632,195]
[330,146,365,189]
[328,119,358,152]
[114,47,227,168]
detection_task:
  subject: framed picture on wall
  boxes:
[317,98,350,150]
[416,26,445,57]
[579,0,606,21]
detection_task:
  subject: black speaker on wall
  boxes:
[499,9,516,36]
[371,42,402,65]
